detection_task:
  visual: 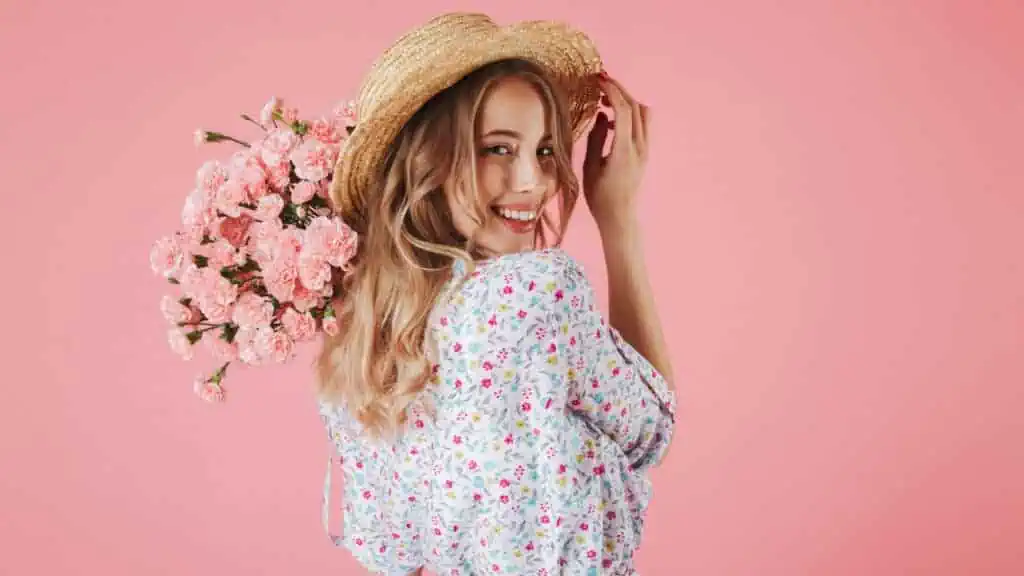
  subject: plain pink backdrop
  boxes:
[2,0,1022,574]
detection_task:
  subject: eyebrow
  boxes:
[480,129,552,140]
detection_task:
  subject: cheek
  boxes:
[444,187,476,238]
[476,162,505,202]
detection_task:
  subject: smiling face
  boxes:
[446,75,561,256]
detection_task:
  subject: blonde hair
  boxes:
[316,58,581,437]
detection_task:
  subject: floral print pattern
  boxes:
[319,248,676,575]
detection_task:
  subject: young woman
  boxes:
[316,13,676,575]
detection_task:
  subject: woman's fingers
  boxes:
[599,74,647,157]
[599,75,633,156]
[638,103,650,160]
[584,111,610,180]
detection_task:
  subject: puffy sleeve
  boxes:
[546,252,677,472]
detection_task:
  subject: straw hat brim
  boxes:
[330,13,604,226]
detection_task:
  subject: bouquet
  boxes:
[149,97,359,402]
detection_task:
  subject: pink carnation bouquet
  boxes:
[149,97,359,402]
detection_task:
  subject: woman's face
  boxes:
[447,76,557,256]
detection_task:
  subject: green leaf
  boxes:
[192,255,209,268]
[221,323,238,343]
[186,330,203,345]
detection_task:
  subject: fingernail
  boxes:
[599,70,609,78]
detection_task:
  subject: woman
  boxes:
[317,13,676,575]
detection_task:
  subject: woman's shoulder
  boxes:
[474,248,591,285]
[461,248,596,309]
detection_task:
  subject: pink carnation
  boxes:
[308,117,345,144]
[232,292,274,329]
[218,214,253,248]
[150,235,186,279]
[252,193,285,222]
[235,326,266,366]
[305,216,358,268]
[257,329,294,363]
[228,149,263,176]
[160,294,196,324]
[280,106,299,125]
[192,268,238,323]
[235,164,269,202]
[260,97,281,128]
[298,250,331,292]
[182,188,216,239]
[196,160,229,194]
[322,314,340,336]
[203,332,239,363]
[292,283,323,312]
[178,264,204,300]
[333,100,357,124]
[193,375,225,403]
[247,219,284,267]
[281,307,316,342]
[289,139,339,182]
[290,181,318,204]
[214,180,247,218]
[261,129,299,165]
[168,328,194,360]
[265,160,292,192]
[205,239,239,269]
[258,228,303,302]
[264,258,298,303]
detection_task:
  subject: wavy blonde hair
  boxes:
[316,58,581,437]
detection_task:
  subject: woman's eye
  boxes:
[482,145,512,156]
[538,146,555,157]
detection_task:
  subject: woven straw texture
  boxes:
[329,12,604,221]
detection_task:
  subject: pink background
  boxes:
[2,0,1022,574]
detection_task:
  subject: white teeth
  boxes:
[497,207,537,221]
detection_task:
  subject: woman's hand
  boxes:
[582,72,651,235]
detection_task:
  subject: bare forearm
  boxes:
[599,221,675,389]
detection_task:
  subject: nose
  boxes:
[509,154,544,194]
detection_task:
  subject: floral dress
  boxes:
[319,248,677,575]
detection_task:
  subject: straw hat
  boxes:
[329,12,604,230]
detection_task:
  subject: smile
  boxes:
[491,204,540,233]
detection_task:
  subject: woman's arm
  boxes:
[599,220,675,390]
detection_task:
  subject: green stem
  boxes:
[240,113,268,131]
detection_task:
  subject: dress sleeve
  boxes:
[548,252,677,472]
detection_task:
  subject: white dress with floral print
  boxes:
[319,248,676,576]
